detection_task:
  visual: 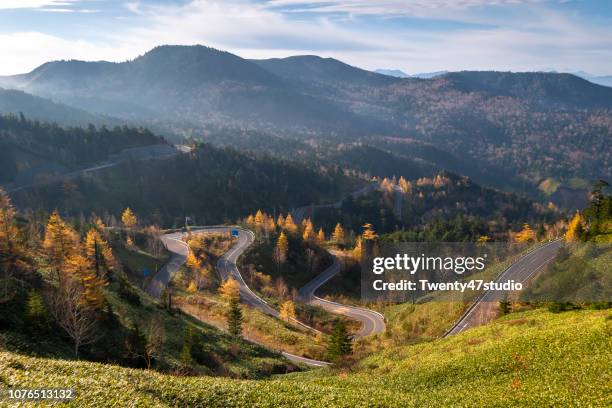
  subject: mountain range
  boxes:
[374,69,449,79]
[0,45,610,195]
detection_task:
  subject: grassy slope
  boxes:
[1,309,609,407]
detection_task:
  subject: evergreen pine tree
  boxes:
[23,290,49,333]
[226,297,243,337]
[327,321,352,361]
[180,326,194,366]
[498,300,511,315]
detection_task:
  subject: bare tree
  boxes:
[143,316,165,369]
[144,225,164,257]
[49,280,99,358]
[126,316,166,370]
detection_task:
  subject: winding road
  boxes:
[444,239,563,336]
[146,226,330,367]
[298,251,386,337]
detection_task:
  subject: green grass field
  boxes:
[1,308,609,407]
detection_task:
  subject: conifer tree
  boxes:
[327,321,352,361]
[85,229,116,278]
[353,236,362,261]
[302,219,314,242]
[499,299,512,315]
[274,231,289,267]
[316,228,325,243]
[515,223,536,243]
[265,216,276,234]
[0,189,25,302]
[121,208,138,229]
[23,290,50,333]
[43,211,80,284]
[276,214,285,228]
[219,278,240,301]
[254,209,265,230]
[0,189,19,264]
[66,251,106,310]
[180,326,194,366]
[332,223,345,245]
[565,212,585,242]
[121,207,137,245]
[186,250,202,272]
[284,214,297,233]
[226,297,243,337]
[399,176,411,194]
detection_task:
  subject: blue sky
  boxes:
[0,0,611,76]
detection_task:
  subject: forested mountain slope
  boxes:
[0,115,165,185]
[2,46,610,192]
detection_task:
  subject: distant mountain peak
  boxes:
[374,69,410,78]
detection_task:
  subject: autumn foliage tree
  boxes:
[283,214,298,234]
[85,229,116,279]
[279,300,297,321]
[565,212,585,242]
[121,207,138,245]
[43,211,81,284]
[0,189,27,303]
[43,212,110,356]
[218,278,243,337]
[362,223,377,241]
[316,228,326,244]
[515,223,536,243]
[274,231,289,269]
[332,223,345,245]
[302,219,314,242]
[352,236,362,261]
[219,277,240,301]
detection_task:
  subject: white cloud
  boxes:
[264,0,550,18]
[0,0,610,76]
[0,32,139,75]
[0,0,81,10]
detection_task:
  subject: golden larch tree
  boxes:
[0,189,20,269]
[399,176,411,194]
[302,219,314,242]
[121,207,138,246]
[84,229,116,278]
[332,223,345,244]
[565,212,585,242]
[274,231,289,267]
[515,223,536,243]
[316,228,326,244]
[353,236,362,261]
[254,210,265,230]
[265,216,276,233]
[121,208,137,229]
[219,277,240,301]
[284,214,298,234]
[43,211,81,283]
[66,251,106,310]
[362,223,377,240]
[279,300,297,321]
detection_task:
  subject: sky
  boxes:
[0,0,611,76]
